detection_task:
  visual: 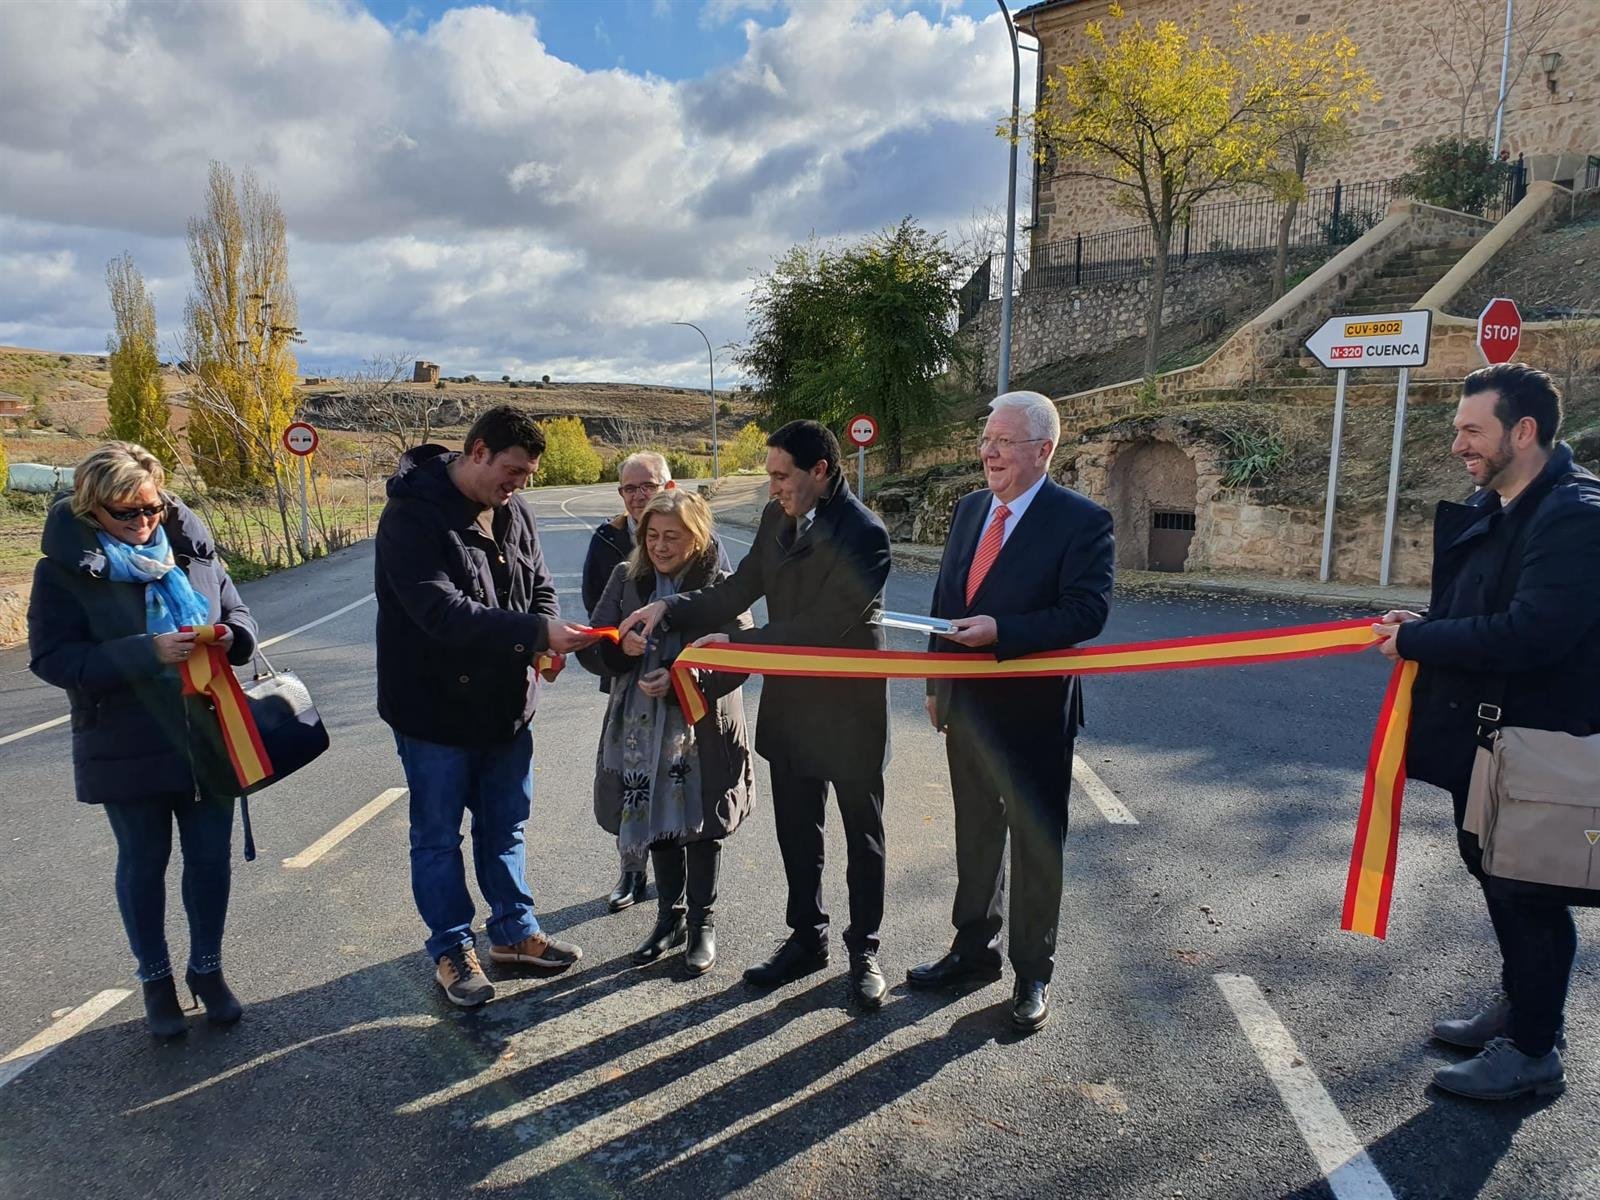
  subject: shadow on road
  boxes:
[0,947,994,1199]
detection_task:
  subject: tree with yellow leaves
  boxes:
[105,253,174,466]
[1249,26,1378,297]
[1023,5,1371,376]
[182,162,301,494]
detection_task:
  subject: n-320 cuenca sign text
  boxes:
[1304,309,1432,370]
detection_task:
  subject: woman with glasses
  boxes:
[581,452,729,912]
[28,442,259,1039]
[578,490,752,975]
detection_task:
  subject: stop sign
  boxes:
[1476,297,1522,365]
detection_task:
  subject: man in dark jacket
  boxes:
[621,420,893,1012]
[909,391,1113,1033]
[376,406,597,1008]
[1373,363,1600,1100]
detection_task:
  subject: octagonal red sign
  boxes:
[1476,297,1522,365]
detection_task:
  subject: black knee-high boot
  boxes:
[685,840,721,976]
[633,847,687,965]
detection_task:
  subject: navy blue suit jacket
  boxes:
[928,478,1114,744]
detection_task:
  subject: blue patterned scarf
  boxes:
[96,524,212,635]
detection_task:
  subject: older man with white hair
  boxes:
[907,390,1114,1032]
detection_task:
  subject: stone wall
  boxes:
[1066,413,1436,586]
[960,250,1321,389]
[1023,0,1600,245]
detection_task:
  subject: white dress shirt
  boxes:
[984,473,1047,547]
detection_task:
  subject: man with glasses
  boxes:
[908,391,1114,1033]
[581,452,728,910]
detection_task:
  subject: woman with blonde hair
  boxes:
[28,442,258,1038]
[579,490,753,974]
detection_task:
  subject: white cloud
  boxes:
[0,0,1026,384]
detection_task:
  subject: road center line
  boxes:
[1215,974,1396,1200]
[282,787,408,869]
[1073,756,1137,824]
[0,989,132,1090]
[1,592,376,747]
[259,592,375,649]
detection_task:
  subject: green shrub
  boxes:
[1398,136,1513,217]
[535,416,602,485]
[0,432,8,493]
[727,421,769,471]
[665,450,709,479]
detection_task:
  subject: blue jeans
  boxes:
[394,728,542,961]
[102,793,234,982]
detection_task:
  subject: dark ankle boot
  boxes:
[632,913,688,965]
[142,977,187,1040]
[685,919,716,977]
[185,967,243,1025]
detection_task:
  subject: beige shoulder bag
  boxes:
[1464,710,1600,890]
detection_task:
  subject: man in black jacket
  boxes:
[622,421,893,1012]
[908,391,1113,1032]
[1372,363,1600,1100]
[376,406,597,1008]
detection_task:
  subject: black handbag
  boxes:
[189,647,330,859]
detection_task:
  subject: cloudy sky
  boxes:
[0,0,1031,386]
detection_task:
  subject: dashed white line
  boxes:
[2,592,378,747]
[0,989,131,1090]
[1074,756,1137,824]
[0,715,69,747]
[1215,974,1396,1200]
[282,787,408,869]
[259,593,374,649]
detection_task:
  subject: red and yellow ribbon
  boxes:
[179,624,272,790]
[666,618,1415,939]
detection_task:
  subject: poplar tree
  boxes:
[105,253,174,465]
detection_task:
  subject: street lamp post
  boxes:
[996,0,1020,396]
[673,321,718,479]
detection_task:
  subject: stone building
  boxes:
[412,360,440,384]
[1016,0,1600,245]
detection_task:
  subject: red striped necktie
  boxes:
[964,503,1011,606]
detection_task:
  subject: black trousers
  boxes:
[650,840,721,925]
[947,718,1070,983]
[1452,789,1576,1058]
[769,770,885,956]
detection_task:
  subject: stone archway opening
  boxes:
[1107,440,1200,572]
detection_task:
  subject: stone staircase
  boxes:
[1332,237,1480,316]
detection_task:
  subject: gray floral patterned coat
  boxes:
[578,544,754,845]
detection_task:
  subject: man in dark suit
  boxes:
[622,420,893,1012]
[908,391,1114,1032]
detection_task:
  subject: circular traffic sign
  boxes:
[1476,297,1522,365]
[282,421,318,456]
[846,413,878,448]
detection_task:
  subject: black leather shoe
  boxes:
[184,967,242,1026]
[743,937,829,988]
[849,953,887,1012]
[906,951,1003,990]
[685,923,716,977]
[633,914,687,965]
[1011,979,1050,1032]
[142,977,187,1040]
[609,871,648,912]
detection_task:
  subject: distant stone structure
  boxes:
[413,361,440,384]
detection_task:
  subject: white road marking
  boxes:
[259,593,374,649]
[0,989,131,1090]
[1215,974,1396,1200]
[2,592,377,747]
[282,787,408,869]
[0,715,69,747]
[1074,756,1137,824]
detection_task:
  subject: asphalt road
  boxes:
[0,482,1594,1200]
